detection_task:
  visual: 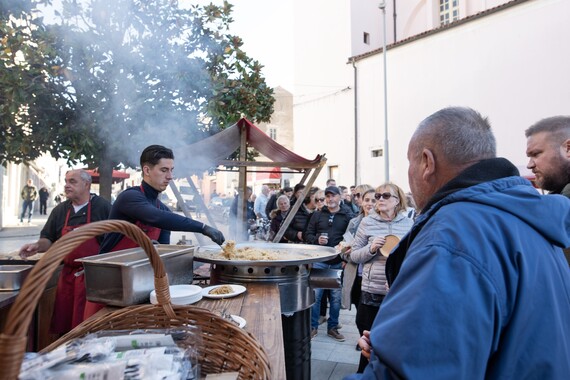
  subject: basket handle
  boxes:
[2,220,176,340]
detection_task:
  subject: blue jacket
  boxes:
[347,175,570,379]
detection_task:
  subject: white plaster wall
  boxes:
[356,0,570,191]
[350,0,514,56]
[293,0,355,188]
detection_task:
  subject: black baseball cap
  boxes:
[325,186,341,196]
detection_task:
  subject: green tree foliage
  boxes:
[0,0,274,200]
[0,0,76,165]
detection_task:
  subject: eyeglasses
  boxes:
[354,193,361,198]
[328,214,335,226]
[316,198,325,202]
[375,192,398,200]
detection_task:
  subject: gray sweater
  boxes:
[350,210,413,295]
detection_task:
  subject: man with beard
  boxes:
[346,107,570,379]
[525,116,570,264]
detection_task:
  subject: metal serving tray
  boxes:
[0,265,33,291]
[77,244,194,306]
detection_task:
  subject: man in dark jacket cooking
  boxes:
[306,186,355,342]
[87,145,225,317]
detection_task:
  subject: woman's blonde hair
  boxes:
[376,183,408,215]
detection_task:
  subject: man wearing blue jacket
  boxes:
[347,107,570,379]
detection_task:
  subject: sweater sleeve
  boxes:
[113,189,205,233]
[350,218,376,264]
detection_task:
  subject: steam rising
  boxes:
[42,0,229,173]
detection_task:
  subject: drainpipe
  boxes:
[393,0,397,42]
[379,1,389,182]
[352,58,359,185]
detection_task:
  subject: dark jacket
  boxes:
[39,188,50,202]
[265,193,278,219]
[269,209,289,243]
[283,204,313,243]
[305,205,355,264]
[100,181,205,252]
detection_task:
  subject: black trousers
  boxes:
[356,298,384,373]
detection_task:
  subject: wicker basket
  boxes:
[0,220,271,380]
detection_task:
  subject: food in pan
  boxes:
[221,240,280,260]
[209,285,234,295]
[194,240,334,262]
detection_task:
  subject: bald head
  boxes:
[407,107,497,211]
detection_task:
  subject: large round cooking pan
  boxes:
[194,242,338,267]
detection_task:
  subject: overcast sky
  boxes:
[194,0,295,91]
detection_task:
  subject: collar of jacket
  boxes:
[141,180,160,200]
[553,183,570,198]
[368,209,408,223]
[385,157,519,286]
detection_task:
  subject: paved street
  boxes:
[0,209,360,379]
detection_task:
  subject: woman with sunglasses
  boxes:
[350,183,414,373]
[340,184,375,313]
[314,189,326,211]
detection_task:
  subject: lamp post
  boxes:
[379,1,389,182]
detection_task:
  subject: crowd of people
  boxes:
[220,107,570,379]
[15,106,570,379]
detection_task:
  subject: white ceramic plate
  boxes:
[230,315,246,329]
[150,285,202,305]
[201,284,246,299]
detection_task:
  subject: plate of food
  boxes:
[202,284,247,299]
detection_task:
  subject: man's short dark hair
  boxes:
[525,116,570,144]
[293,183,306,194]
[140,145,174,168]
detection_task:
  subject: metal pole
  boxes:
[380,1,389,182]
[352,59,359,186]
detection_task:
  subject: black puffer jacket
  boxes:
[305,205,355,264]
[283,204,313,243]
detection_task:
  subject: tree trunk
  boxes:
[98,155,113,202]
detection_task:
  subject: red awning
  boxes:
[182,118,323,172]
[254,167,282,180]
[84,168,130,184]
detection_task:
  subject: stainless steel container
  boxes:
[195,242,342,380]
[195,243,341,313]
[0,265,33,291]
[78,245,194,306]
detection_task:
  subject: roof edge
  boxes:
[347,0,530,63]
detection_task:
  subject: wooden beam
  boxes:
[168,181,207,246]
[272,157,327,243]
[217,160,319,170]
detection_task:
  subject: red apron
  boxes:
[50,202,100,334]
[84,186,161,319]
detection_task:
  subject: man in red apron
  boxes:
[19,169,111,335]
[85,145,225,318]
